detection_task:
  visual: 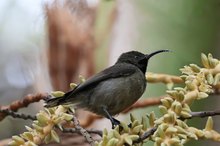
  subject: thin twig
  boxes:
[62,127,103,137]
[0,109,36,120]
[133,127,157,144]
[189,110,220,118]
[72,114,95,145]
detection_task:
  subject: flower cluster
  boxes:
[95,113,151,146]
[148,53,220,146]
[96,53,220,146]
[8,76,83,146]
[9,103,73,146]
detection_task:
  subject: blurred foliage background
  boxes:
[0,0,220,146]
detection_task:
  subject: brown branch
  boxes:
[146,72,183,84]
[0,93,49,121]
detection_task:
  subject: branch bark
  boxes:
[72,114,95,146]
[189,110,220,119]
[0,93,49,121]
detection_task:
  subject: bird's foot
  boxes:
[102,107,121,129]
[111,118,120,129]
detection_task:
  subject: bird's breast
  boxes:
[88,69,146,116]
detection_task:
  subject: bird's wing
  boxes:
[63,64,137,98]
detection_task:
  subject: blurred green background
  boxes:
[0,0,220,145]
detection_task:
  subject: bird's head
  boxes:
[116,50,170,73]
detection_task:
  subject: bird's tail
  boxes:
[44,96,64,108]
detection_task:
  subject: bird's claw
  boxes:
[111,118,120,129]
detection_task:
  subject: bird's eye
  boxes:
[134,56,138,59]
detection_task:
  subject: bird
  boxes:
[45,50,169,127]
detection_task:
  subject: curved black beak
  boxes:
[146,49,170,60]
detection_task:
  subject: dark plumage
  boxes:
[45,50,169,127]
